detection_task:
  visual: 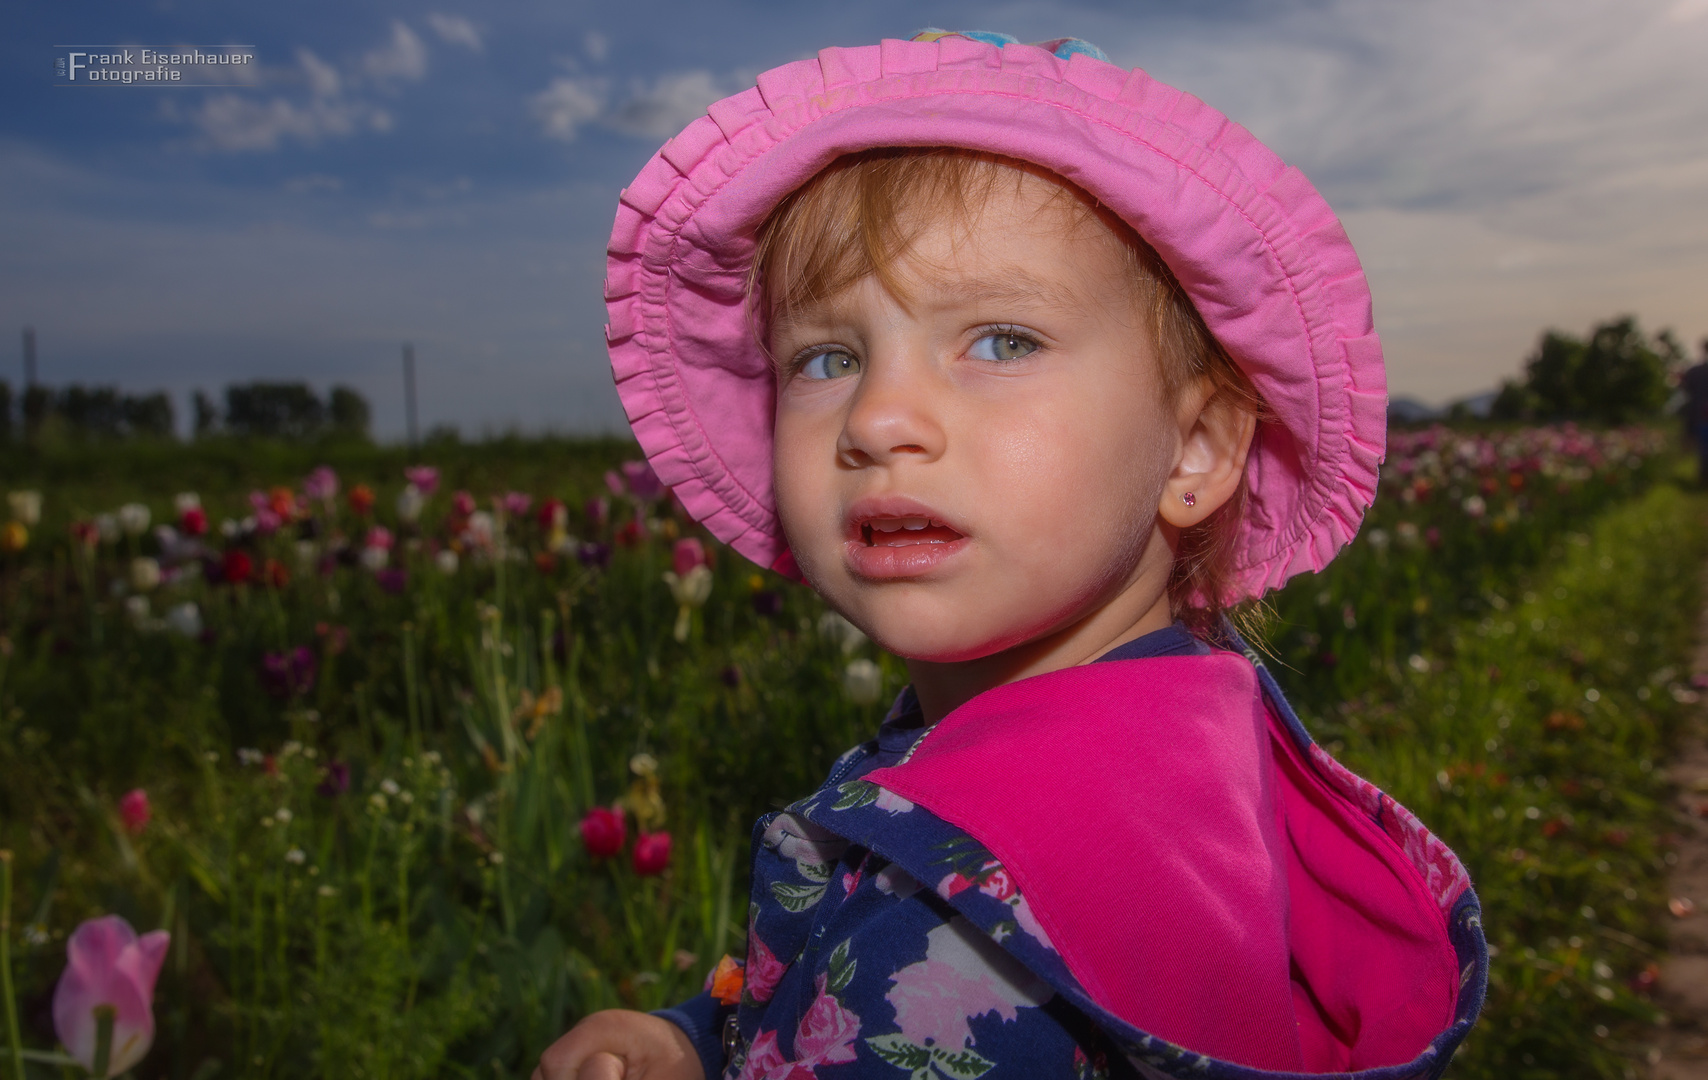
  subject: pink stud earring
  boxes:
[1181,492,1196,507]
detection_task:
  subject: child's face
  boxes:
[770,171,1191,664]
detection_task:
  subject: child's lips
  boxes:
[859,521,965,547]
[843,498,969,578]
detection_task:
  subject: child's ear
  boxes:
[1157,382,1258,528]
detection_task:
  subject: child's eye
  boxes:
[968,331,1039,362]
[798,349,861,380]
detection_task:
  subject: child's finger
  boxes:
[577,1052,627,1080]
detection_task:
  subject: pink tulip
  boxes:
[403,466,440,497]
[633,830,672,876]
[118,789,150,834]
[303,466,339,504]
[621,460,665,502]
[501,491,533,517]
[364,526,395,552]
[672,537,708,579]
[53,915,170,1077]
[579,806,626,859]
[452,490,476,517]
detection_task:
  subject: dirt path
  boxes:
[1650,595,1708,1078]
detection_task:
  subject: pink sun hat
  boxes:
[604,30,1386,601]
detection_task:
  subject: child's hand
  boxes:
[533,1009,706,1080]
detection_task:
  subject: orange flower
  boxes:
[264,558,290,589]
[708,954,745,1005]
[348,484,375,516]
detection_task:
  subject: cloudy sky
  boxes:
[3,0,1705,438]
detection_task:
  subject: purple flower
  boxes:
[577,541,611,570]
[316,760,351,798]
[500,491,533,517]
[621,460,665,502]
[303,466,339,504]
[261,646,317,699]
[584,496,610,530]
[403,465,440,497]
[376,568,408,594]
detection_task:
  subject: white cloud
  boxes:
[185,95,390,152]
[362,20,428,84]
[531,76,606,141]
[607,70,738,139]
[584,31,609,62]
[297,48,341,98]
[427,14,483,53]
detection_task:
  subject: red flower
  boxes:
[222,549,254,584]
[118,789,151,834]
[537,498,566,532]
[633,830,672,876]
[580,806,626,859]
[263,558,289,589]
[615,519,646,548]
[179,506,208,537]
[672,537,708,578]
[452,490,476,517]
[348,485,375,516]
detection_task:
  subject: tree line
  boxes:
[1489,316,1701,426]
[0,381,371,443]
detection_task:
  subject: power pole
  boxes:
[22,327,35,387]
[402,342,419,450]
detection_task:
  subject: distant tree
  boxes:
[225,382,326,439]
[123,391,174,438]
[21,385,52,438]
[193,390,220,438]
[328,385,372,440]
[0,380,10,442]
[57,385,126,437]
[1490,315,1672,425]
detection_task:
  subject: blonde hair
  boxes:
[750,148,1268,635]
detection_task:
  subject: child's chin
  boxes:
[867,623,1023,665]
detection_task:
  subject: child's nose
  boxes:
[837,358,945,467]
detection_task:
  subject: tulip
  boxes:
[818,611,869,655]
[577,541,611,570]
[672,537,708,579]
[537,499,567,532]
[95,513,119,544]
[129,557,162,593]
[434,548,459,574]
[662,565,714,643]
[580,806,626,859]
[124,596,151,627]
[620,460,665,502]
[179,506,208,537]
[0,521,25,553]
[376,569,407,595]
[464,511,495,551]
[116,504,151,538]
[6,490,41,526]
[118,790,151,834]
[500,492,533,517]
[452,490,476,517]
[222,549,254,584]
[633,830,672,876]
[263,558,290,589]
[396,484,425,524]
[348,485,375,516]
[52,915,170,1077]
[72,521,101,550]
[842,659,884,706]
[317,760,352,798]
[403,466,440,496]
[172,492,200,515]
[584,496,610,530]
[303,466,339,504]
[261,646,317,699]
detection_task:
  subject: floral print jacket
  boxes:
[656,626,1487,1080]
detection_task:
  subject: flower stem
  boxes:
[91,1004,115,1078]
[0,851,24,1080]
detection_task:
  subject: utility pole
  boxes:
[22,327,35,387]
[402,342,419,450]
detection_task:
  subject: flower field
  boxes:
[0,425,1701,1078]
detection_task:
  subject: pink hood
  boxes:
[863,652,1472,1072]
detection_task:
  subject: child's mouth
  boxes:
[860,517,965,547]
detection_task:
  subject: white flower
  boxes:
[1365,528,1390,551]
[95,513,120,543]
[396,484,425,523]
[488,851,504,865]
[275,807,293,823]
[6,490,41,526]
[380,778,400,796]
[129,557,162,593]
[124,595,151,625]
[116,503,152,537]
[165,602,203,638]
[465,511,496,550]
[285,847,306,864]
[294,540,318,572]
[220,518,240,539]
[173,492,201,514]
[434,548,459,574]
[1462,494,1487,518]
[237,748,264,766]
[359,545,389,571]
[818,611,869,655]
[663,564,714,607]
[842,659,884,705]
[368,792,388,811]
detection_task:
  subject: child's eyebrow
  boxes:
[773,267,1088,335]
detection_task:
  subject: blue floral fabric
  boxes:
[655,628,1486,1080]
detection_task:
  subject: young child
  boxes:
[538,30,1486,1080]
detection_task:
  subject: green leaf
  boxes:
[770,881,826,912]
[930,1046,996,1079]
[832,780,881,811]
[796,858,833,883]
[866,1033,932,1071]
[827,938,856,994]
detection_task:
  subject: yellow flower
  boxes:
[0,521,27,552]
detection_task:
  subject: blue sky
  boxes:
[4,0,1706,438]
